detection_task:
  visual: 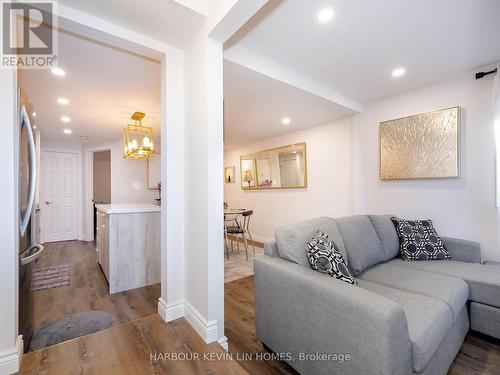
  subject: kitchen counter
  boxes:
[96,203,160,214]
[95,204,160,293]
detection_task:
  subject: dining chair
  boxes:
[226,210,254,260]
[224,212,241,255]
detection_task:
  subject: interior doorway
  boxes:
[92,150,111,238]
[40,150,80,243]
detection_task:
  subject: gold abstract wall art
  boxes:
[379,107,460,180]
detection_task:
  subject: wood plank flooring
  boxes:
[31,240,159,333]
[19,315,248,375]
[19,242,500,374]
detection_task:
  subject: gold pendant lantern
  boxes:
[123,112,155,159]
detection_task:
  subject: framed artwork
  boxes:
[224,166,235,184]
[147,153,161,189]
[379,107,460,180]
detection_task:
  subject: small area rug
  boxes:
[31,264,72,291]
[30,311,114,350]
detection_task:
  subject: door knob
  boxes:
[45,201,53,205]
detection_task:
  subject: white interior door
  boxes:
[41,151,79,242]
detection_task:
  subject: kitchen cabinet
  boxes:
[96,211,110,282]
[95,204,160,293]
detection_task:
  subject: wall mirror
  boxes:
[240,143,307,189]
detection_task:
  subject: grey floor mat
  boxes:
[30,311,114,350]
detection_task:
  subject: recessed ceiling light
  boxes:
[392,67,406,78]
[318,7,334,23]
[51,67,65,76]
[79,135,88,140]
[282,117,291,125]
[57,97,69,105]
[32,112,36,117]
[61,116,71,123]
[63,129,72,134]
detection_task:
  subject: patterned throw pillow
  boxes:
[391,217,452,261]
[305,231,358,285]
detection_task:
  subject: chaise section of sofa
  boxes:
[255,214,500,375]
[254,255,413,375]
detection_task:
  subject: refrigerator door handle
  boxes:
[20,243,44,266]
[19,105,37,237]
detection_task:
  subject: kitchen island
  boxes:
[95,203,160,293]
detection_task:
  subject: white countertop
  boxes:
[96,203,161,214]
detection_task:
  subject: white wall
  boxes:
[224,117,353,242]
[83,139,157,202]
[81,138,159,238]
[183,27,225,343]
[354,71,500,261]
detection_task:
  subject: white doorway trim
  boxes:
[84,146,112,242]
[52,4,187,345]
[39,148,83,243]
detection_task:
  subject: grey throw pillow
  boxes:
[305,231,358,286]
[391,217,452,261]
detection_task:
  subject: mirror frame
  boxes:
[240,142,308,190]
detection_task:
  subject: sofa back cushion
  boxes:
[336,215,386,276]
[368,215,400,261]
[275,217,347,267]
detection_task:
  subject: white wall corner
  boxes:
[158,298,185,322]
[184,302,219,343]
[208,0,268,43]
[217,336,229,352]
[224,45,363,113]
[0,336,23,375]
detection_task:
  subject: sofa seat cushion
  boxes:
[359,263,469,320]
[336,215,386,276]
[388,259,500,308]
[360,280,452,372]
[275,217,347,268]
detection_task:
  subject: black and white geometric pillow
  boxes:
[305,231,358,286]
[391,217,452,261]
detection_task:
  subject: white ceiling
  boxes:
[57,0,205,49]
[19,30,161,143]
[223,60,354,150]
[227,0,500,103]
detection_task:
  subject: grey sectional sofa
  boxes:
[254,215,500,375]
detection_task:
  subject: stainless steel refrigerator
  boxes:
[18,86,44,352]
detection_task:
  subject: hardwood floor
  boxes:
[20,245,500,375]
[19,315,247,375]
[32,240,159,334]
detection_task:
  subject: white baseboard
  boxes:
[0,336,23,374]
[251,234,274,244]
[184,301,218,344]
[158,299,223,346]
[217,336,228,352]
[158,298,185,322]
[228,233,273,245]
